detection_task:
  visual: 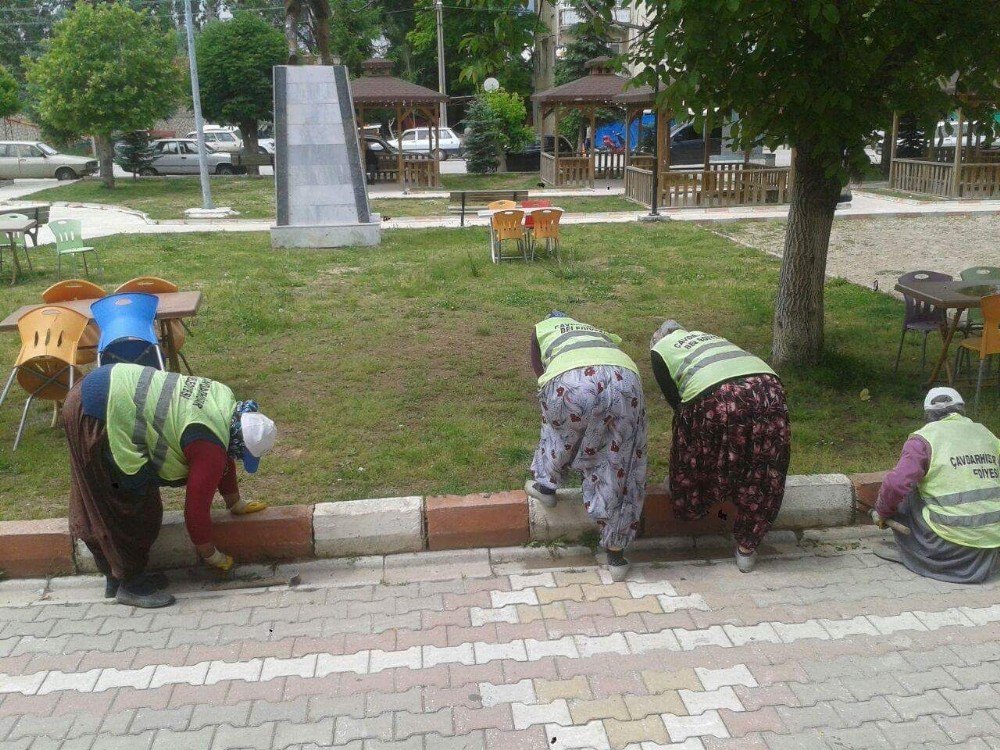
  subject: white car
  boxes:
[257,138,275,155]
[185,128,243,153]
[0,141,98,180]
[370,127,462,160]
[143,139,237,176]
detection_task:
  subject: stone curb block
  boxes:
[314,496,424,557]
[774,474,854,529]
[213,505,313,563]
[75,510,198,574]
[426,491,529,550]
[527,491,593,544]
[641,485,737,538]
[0,518,75,578]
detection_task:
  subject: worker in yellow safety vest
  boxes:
[64,364,277,608]
[872,387,1000,583]
[526,312,648,581]
[650,320,791,572]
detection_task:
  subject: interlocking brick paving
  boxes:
[1,534,999,749]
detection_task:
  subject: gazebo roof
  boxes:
[351,59,448,107]
[616,84,656,106]
[531,57,630,106]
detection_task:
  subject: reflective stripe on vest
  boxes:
[107,364,236,483]
[914,414,1000,549]
[651,330,776,403]
[535,317,639,387]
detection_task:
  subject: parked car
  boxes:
[669,122,723,165]
[257,138,275,155]
[184,128,243,153]
[505,136,576,172]
[141,139,237,176]
[369,127,462,159]
[0,141,98,180]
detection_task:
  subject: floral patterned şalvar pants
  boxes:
[531,365,648,550]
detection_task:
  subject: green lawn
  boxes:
[29,176,633,221]
[2,222,987,522]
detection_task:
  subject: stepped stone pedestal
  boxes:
[270,65,380,248]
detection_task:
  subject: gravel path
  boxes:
[712,213,1000,295]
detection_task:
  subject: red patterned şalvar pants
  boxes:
[669,374,791,551]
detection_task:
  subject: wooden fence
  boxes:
[540,152,591,187]
[624,165,791,208]
[368,153,439,187]
[594,150,626,180]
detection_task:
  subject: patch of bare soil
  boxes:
[713,214,1000,296]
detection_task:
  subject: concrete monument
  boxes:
[270,65,380,248]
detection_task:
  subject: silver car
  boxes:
[184,128,243,154]
[0,141,98,180]
[144,139,236,176]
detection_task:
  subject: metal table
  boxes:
[1,291,202,372]
[0,215,37,285]
[894,279,997,385]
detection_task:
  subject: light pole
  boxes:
[435,0,448,127]
[183,0,214,210]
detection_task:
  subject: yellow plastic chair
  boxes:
[486,200,516,210]
[115,276,191,373]
[41,279,105,365]
[0,306,89,449]
[529,208,565,263]
[955,294,1000,413]
[490,209,527,263]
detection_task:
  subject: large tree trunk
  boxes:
[771,144,842,367]
[239,120,260,177]
[94,135,115,189]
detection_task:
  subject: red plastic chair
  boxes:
[521,199,553,231]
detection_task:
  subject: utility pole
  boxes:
[183,0,214,210]
[435,0,448,127]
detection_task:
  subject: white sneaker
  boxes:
[735,547,757,573]
[524,479,557,508]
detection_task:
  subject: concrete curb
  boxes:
[0,472,881,579]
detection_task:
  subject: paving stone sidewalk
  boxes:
[1,533,999,750]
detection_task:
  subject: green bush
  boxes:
[482,89,533,153]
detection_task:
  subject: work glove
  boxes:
[203,549,234,573]
[870,509,888,529]
[229,497,268,516]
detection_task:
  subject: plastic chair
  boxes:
[115,276,191,373]
[490,210,527,263]
[48,219,103,280]
[955,294,1000,413]
[0,213,34,275]
[960,267,1000,331]
[529,208,565,263]
[91,293,165,370]
[42,279,105,365]
[521,199,552,231]
[0,306,89,449]
[894,270,952,374]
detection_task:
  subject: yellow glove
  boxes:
[204,549,234,573]
[229,498,268,516]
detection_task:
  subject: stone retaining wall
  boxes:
[0,473,887,579]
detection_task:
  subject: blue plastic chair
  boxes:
[91,293,165,369]
[894,270,952,374]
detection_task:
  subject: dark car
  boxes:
[506,136,577,172]
[669,122,723,165]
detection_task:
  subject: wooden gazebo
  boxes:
[617,85,791,209]
[350,58,448,188]
[530,57,630,187]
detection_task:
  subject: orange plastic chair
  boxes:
[490,209,526,263]
[486,200,516,211]
[114,276,190,373]
[41,279,105,364]
[529,208,565,263]
[521,198,552,230]
[0,305,89,448]
[956,294,1000,412]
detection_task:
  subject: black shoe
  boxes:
[524,479,557,508]
[105,572,167,599]
[115,578,176,608]
[104,576,120,599]
[605,548,631,582]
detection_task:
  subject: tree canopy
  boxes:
[0,66,19,121]
[196,11,287,159]
[24,2,180,188]
[630,0,1000,366]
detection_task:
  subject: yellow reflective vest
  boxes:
[913,413,1000,549]
[535,316,639,387]
[106,364,236,484]
[650,330,776,403]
